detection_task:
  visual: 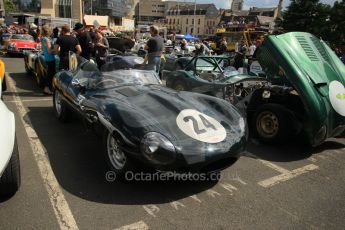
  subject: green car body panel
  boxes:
[166,32,345,146]
[256,32,345,145]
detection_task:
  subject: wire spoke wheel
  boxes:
[54,90,62,116]
[106,133,127,170]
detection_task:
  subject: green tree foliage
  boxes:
[329,0,345,45]
[4,0,17,13]
[282,0,331,37]
[282,0,345,45]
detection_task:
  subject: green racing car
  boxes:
[166,32,345,146]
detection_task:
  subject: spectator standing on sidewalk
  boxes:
[54,24,81,70]
[145,26,164,73]
[94,29,109,69]
[73,23,93,60]
[41,25,55,95]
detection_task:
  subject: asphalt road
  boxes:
[1,56,345,230]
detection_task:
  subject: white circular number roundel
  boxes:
[176,109,226,143]
[329,81,345,117]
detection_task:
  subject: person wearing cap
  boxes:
[54,24,81,70]
[145,26,164,73]
[73,22,93,60]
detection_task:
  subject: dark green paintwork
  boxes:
[166,32,345,146]
[256,32,345,145]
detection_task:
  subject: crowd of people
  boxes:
[7,23,110,95]
[1,22,344,96]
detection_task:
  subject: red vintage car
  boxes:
[6,34,41,55]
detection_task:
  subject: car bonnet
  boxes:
[100,85,247,164]
[257,32,345,142]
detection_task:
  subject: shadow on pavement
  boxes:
[5,72,43,97]
[246,137,345,163]
[26,106,217,205]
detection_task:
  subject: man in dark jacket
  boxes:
[73,23,93,60]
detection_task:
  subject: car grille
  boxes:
[19,48,35,52]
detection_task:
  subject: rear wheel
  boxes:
[53,89,70,122]
[0,137,21,197]
[35,62,44,87]
[252,103,293,144]
[24,61,31,75]
[1,75,7,92]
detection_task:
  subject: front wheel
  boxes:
[0,137,21,197]
[251,103,293,144]
[102,130,133,176]
[174,62,183,70]
[53,89,70,122]
[173,80,187,91]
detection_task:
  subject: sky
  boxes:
[193,0,338,9]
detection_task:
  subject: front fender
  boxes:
[0,100,15,176]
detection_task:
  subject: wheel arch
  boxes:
[0,101,15,176]
[166,71,192,90]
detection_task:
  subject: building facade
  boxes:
[165,4,220,37]
[134,0,166,25]
[93,0,130,18]
[133,0,194,26]
[231,0,243,11]
[41,0,83,21]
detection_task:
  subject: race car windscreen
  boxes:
[11,35,34,41]
[92,70,161,89]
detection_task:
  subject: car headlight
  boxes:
[141,132,176,165]
[9,43,16,48]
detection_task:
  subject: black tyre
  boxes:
[102,129,133,177]
[53,89,70,122]
[0,137,21,197]
[24,61,31,75]
[174,62,183,70]
[173,80,187,91]
[35,62,44,87]
[251,103,293,144]
[1,74,7,92]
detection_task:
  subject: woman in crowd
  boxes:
[41,25,56,95]
[94,29,109,69]
[51,27,59,43]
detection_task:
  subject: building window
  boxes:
[186,18,188,24]
[192,19,194,25]
[191,28,193,34]
[177,19,179,24]
[197,27,199,34]
[57,0,72,18]
[173,19,175,24]
[198,19,200,25]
